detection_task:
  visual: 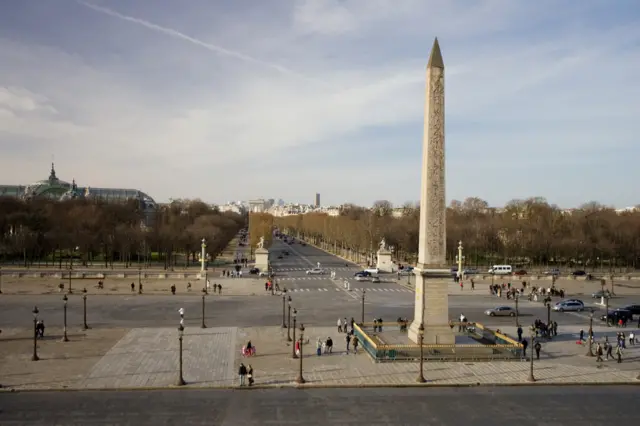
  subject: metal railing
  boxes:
[353,322,523,362]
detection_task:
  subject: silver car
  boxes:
[306,268,325,275]
[484,306,516,317]
[553,301,584,312]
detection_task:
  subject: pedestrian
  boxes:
[265,282,268,292]
[352,335,359,354]
[517,326,523,342]
[596,343,604,362]
[345,333,350,353]
[606,342,613,360]
[343,318,348,333]
[130,282,135,292]
[238,363,247,386]
[579,329,584,341]
[629,331,635,346]
[337,318,342,333]
[616,345,623,363]
[471,279,475,290]
[521,338,528,357]
[326,336,333,354]
[247,365,254,386]
[534,341,541,360]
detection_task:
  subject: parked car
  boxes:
[553,300,585,312]
[306,268,325,275]
[591,290,611,299]
[371,277,381,283]
[544,268,561,276]
[463,268,479,275]
[619,304,640,318]
[484,306,517,317]
[572,270,587,276]
[601,309,633,323]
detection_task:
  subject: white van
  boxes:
[488,265,512,275]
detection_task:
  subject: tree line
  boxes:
[0,197,245,269]
[274,197,640,270]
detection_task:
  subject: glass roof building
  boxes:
[0,163,157,211]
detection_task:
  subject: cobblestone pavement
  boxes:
[0,326,129,389]
[81,327,238,388]
[2,325,638,391]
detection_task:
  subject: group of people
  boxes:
[237,363,254,386]
[316,337,334,354]
[222,270,242,278]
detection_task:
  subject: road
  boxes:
[0,237,637,329]
[0,386,637,425]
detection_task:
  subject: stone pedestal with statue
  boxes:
[254,236,269,272]
[376,239,394,272]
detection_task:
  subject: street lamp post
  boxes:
[176,324,186,386]
[527,326,535,382]
[361,289,366,325]
[68,266,73,294]
[416,323,426,383]
[138,266,142,289]
[287,296,292,341]
[292,309,298,359]
[201,289,207,329]
[586,312,594,357]
[281,289,288,328]
[296,324,306,384]
[82,288,89,330]
[0,266,3,294]
[605,296,610,327]
[32,306,39,361]
[515,294,519,326]
[61,294,69,342]
[547,303,551,329]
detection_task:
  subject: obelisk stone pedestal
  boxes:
[408,37,454,345]
[254,248,269,272]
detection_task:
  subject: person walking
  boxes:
[337,318,343,333]
[352,335,359,354]
[247,365,254,386]
[616,345,623,363]
[345,333,350,354]
[534,341,541,360]
[238,363,247,386]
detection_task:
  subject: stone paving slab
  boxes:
[80,327,237,388]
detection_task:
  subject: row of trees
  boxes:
[274,198,640,270]
[0,197,245,269]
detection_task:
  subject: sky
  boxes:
[1,0,639,208]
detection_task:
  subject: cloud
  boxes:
[0,1,639,207]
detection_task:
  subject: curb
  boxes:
[1,380,638,393]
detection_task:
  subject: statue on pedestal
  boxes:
[379,238,387,252]
[257,236,265,249]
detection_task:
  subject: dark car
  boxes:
[619,304,640,318]
[301,242,307,246]
[600,309,633,324]
[249,268,260,274]
[277,255,283,259]
[355,271,372,277]
[514,269,527,276]
[572,270,587,276]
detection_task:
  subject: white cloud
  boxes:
[0,1,639,206]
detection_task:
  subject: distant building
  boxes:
[0,163,157,210]
[315,193,321,207]
[248,199,267,213]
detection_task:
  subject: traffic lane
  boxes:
[285,242,358,268]
[1,386,637,425]
[0,294,358,328]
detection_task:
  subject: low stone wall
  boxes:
[6,271,202,280]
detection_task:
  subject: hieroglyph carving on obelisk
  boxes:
[417,37,446,269]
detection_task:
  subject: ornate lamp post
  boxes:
[361,289,366,325]
[296,323,306,384]
[416,322,426,383]
[82,288,89,330]
[527,326,535,382]
[281,289,288,328]
[32,306,39,361]
[201,289,207,329]
[547,303,551,329]
[176,323,186,386]
[292,309,298,359]
[61,294,69,342]
[287,296,292,341]
[138,265,142,289]
[586,312,594,357]
[515,293,519,326]
[68,265,73,294]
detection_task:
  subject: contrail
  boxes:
[76,1,324,85]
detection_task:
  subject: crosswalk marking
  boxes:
[273,267,359,272]
[280,287,411,293]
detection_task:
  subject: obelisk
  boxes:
[408,38,454,345]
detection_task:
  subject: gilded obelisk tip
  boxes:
[427,37,444,69]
